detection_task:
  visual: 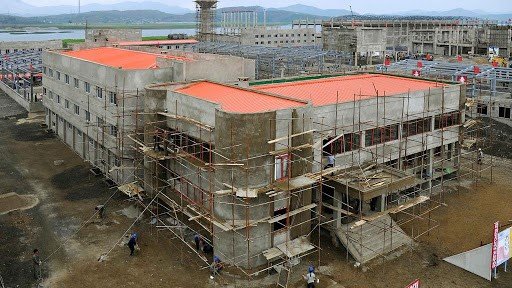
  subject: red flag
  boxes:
[473,66,480,74]
[492,61,498,67]
[457,55,463,62]
[417,61,423,68]
[412,70,421,77]
[384,58,391,66]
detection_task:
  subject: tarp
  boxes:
[444,244,492,281]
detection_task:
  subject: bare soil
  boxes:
[0,94,511,287]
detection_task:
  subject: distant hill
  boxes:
[0,0,192,16]
[396,8,512,21]
[279,4,353,17]
[0,8,328,25]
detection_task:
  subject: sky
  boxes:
[21,0,511,14]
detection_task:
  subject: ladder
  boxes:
[276,266,291,288]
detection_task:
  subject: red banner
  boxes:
[384,58,391,66]
[491,221,499,269]
[417,61,423,68]
[457,55,463,62]
[473,66,480,74]
[405,279,420,288]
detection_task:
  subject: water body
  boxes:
[0,28,196,42]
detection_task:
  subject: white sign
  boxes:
[405,279,420,288]
[497,228,511,266]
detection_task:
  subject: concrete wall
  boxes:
[310,84,462,172]
[0,81,44,112]
[0,40,62,54]
[217,27,320,47]
[85,29,142,43]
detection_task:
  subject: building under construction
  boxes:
[128,73,466,280]
[323,19,512,58]
[41,46,255,184]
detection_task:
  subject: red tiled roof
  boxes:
[255,74,443,106]
[175,82,307,113]
[117,39,199,46]
[61,47,191,70]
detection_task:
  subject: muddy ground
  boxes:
[0,93,511,287]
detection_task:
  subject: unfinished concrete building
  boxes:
[133,73,464,276]
[195,0,218,42]
[322,20,512,58]
[0,40,62,55]
[218,10,320,47]
[42,46,255,184]
[85,28,142,44]
[322,26,386,66]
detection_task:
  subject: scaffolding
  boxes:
[0,50,43,103]
[113,76,494,286]
[191,42,353,80]
[195,0,218,42]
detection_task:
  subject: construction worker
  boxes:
[95,204,105,220]
[210,255,223,276]
[324,154,335,169]
[477,148,483,165]
[303,265,317,288]
[128,232,138,256]
[194,234,201,251]
[32,248,42,280]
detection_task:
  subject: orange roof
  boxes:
[175,82,307,113]
[117,39,199,46]
[61,47,191,70]
[255,74,443,106]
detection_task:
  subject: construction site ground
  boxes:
[0,92,511,288]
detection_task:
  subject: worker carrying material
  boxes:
[303,265,319,288]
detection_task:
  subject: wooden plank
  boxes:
[267,129,315,144]
[321,134,344,149]
[157,112,214,131]
[269,144,312,156]
[268,203,317,224]
[322,203,355,216]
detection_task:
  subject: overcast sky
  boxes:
[21,0,511,14]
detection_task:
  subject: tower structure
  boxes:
[195,0,218,42]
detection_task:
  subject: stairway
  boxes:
[334,215,412,264]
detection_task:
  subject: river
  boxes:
[0,28,196,42]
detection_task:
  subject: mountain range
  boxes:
[0,1,511,22]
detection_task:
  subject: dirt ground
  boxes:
[0,93,511,288]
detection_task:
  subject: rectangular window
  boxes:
[477,103,488,115]
[85,110,91,121]
[74,78,79,88]
[57,95,60,104]
[48,91,53,100]
[96,86,103,99]
[43,67,47,74]
[499,107,511,118]
[109,91,117,105]
[65,99,69,109]
[48,69,53,77]
[434,112,461,130]
[109,125,118,137]
[365,125,399,147]
[74,104,80,115]
[97,117,104,129]
[56,71,61,80]
[67,122,72,129]
[323,133,361,155]
[274,154,290,181]
[403,117,431,137]
[85,82,90,93]
[65,74,69,84]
